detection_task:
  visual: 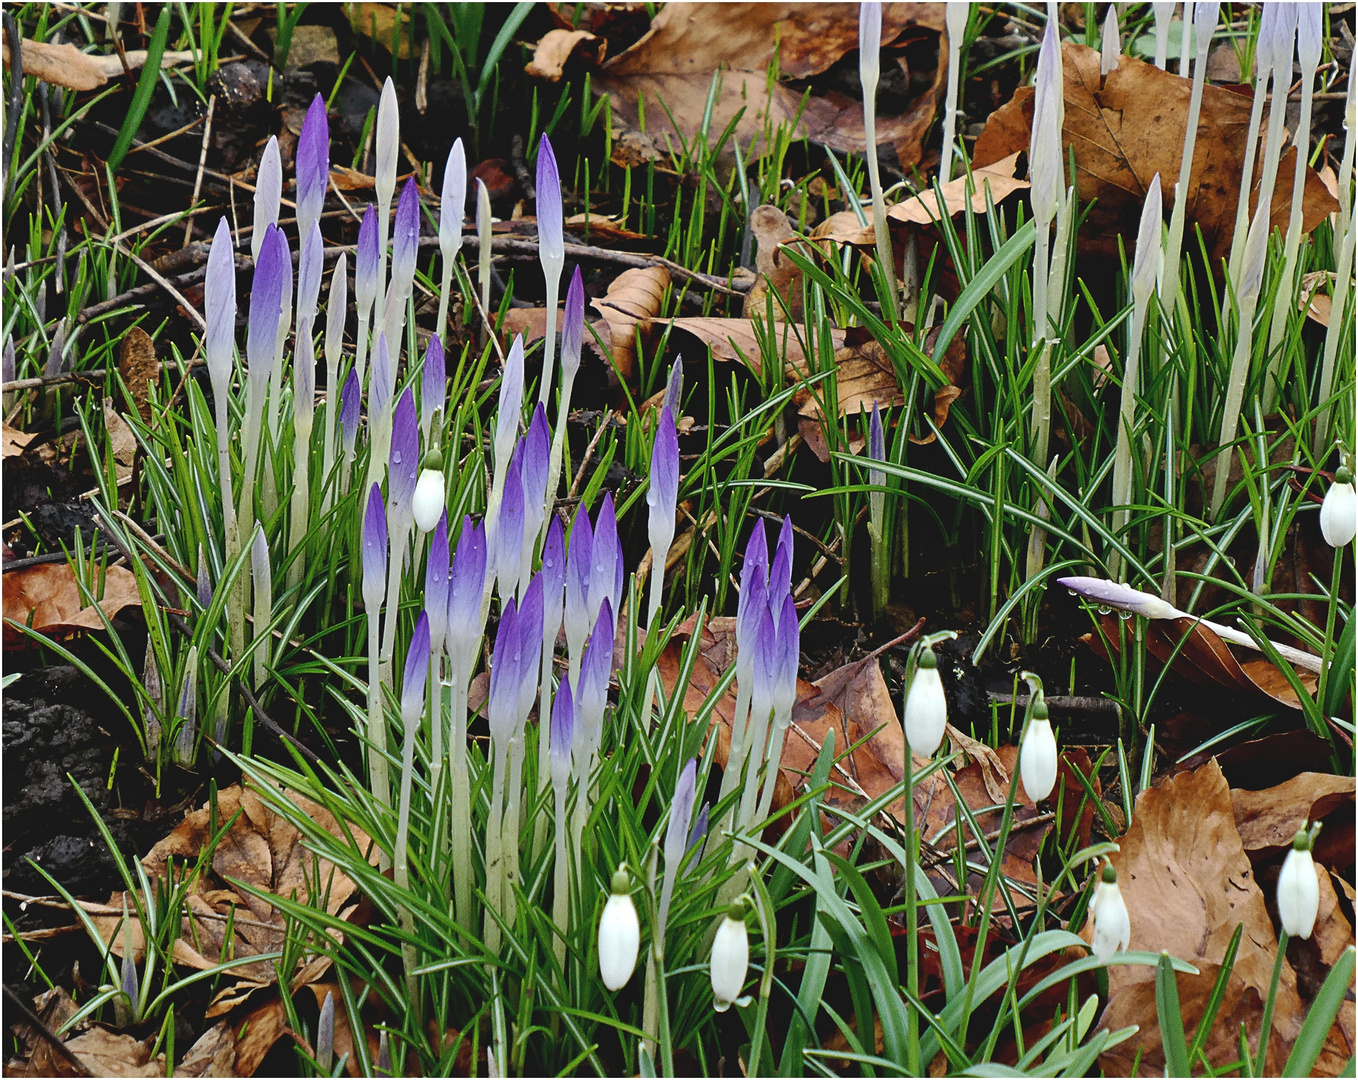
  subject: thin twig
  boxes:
[183,95,215,247]
[2,984,96,1078]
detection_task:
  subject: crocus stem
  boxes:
[751,712,789,829]
[538,275,559,410]
[713,673,753,861]
[450,670,473,929]
[484,744,507,955]
[1210,289,1263,520]
[734,702,773,854]
[1160,19,1208,308]
[366,619,390,853]
[533,650,555,862]
[551,784,570,972]
[354,310,371,393]
[379,522,410,666]
[428,658,444,857]
[544,365,578,520]
[1109,302,1152,582]
[1031,235,1053,469]
[502,733,526,930]
[287,414,311,594]
[394,710,419,1019]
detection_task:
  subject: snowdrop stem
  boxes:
[902,721,920,1075]
[1317,543,1345,714]
[1256,928,1289,1075]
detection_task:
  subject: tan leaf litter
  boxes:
[589,265,670,383]
[2,38,108,91]
[2,562,142,646]
[526,29,605,81]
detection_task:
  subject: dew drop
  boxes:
[1096,605,1113,616]
[1117,609,1133,621]
[392,450,403,464]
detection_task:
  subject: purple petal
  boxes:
[516,572,545,714]
[753,604,778,702]
[562,267,585,379]
[740,519,769,597]
[535,134,563,261]
[589,494,620,621]
[339,370,361,453]
[775,593,800,693]
[647,406,680,520]
[489,598,519,738]
[355,205,379,309]
[564,507,593,647]
[448,516,488,630]
[736,564,768,658]
[577,598,615,726]
[869,401,884,463]
[252,137,281,259]
[388,389,420,515]
[426,513,450,646]
[370,333,392,421]
[496,337,526,457]
[204,218,236,394]
[422,335,446,429]
[541,515,566,643]
[550,675,575,775]
[247,224,286,380]
[362,483,387,600]
[523,402,551,512]
[297,221,324,325]
[401,611,431,716]
[275,228,293,343]
[664,358,683,418]
[686,802,709,858]
[296,94,330,235]
[664,757,697,867]
[496,447,526,592]
[391,177,421,290]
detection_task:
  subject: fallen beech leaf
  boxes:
[329,165,376,192]
[742,205,807,322]
[95,785,379,988]
[661,316,845,376]
[501,306,565,349]
[589,265,670,383]
[3,421,35,458]
[1,38,108,91]
[596,3,946,168]
[974,43,1339,266]
[526,28,605,81]
[47,1030,163,1077]
[172,1021,236,1077]
[563,211,649,243]
[1096,761,1305,1075]
[1231,773,1355,856]
[2,562,142,646]
[104,399,137,485]
[344,3,413,60]
[88,49,198,79]
[232,997,291,1078]
[118,327,159,424]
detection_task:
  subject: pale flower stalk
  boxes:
[939,3,969,184]
[1028,20,1063,470]
[1151,2,1175,69]
[859,1,901,323]
[265,231,293,506]
[354,206,378,391]
[477,179,493,335]
[320,253,348,516]
[394,611,430,1008]
[546,267,586,516]
[447,517,488,929]
[250,526,272,689]
[362,484,390,817]
[287,221,324,592]
[1223,3,1278,304]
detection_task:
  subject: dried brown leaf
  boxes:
[3,421,35,458]
[2,561,142,646]
[1231,773,1355,855]
[171,1021,235,1077]
[344,3,413,60]
[1,38,108,91]
[589,265,670,383]
[118,327,158,424]
[526,29,605,81]
[661,316,845,377]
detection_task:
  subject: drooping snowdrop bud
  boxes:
[355,205,379,314]
[401,611,431,722]
[204,217,235,400]
[251,137,281,260]
[297,221,324,329]
[339,370,361,457]
[589,494,622,623]
[362,484,387,611]
[1019,690,1058,802]
[1320,464,1357,548]
[413,457,446,534]
[1029,22,1063,226]
[1100,5,1120,75]
[1056,576,1180,619]
[710,898,750,1012]
[598,865,640,991]
[421,335,445,438]
[550,674,575,789]
[390,177,421,300]
[426,514,450,652]
[647,405,680,571]
[375,77,399,214]
[440,139,466,268]
[903,644,947,756]
[296,94,329,242]
[1090,862,1131,961]
[447,517,488,651]
[387,390,420,527]
[1131,174,1163,309]
[658,757,698,936]
[1278,827,1320,939]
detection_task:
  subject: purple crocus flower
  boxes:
[390,177,421,299]
[355,205,379,314]
[339,370,361,456]
[297,221,323,328]
[575,599,615,764]
[496,337,526,469]
[495,447,526,597]
[741,519,769,598]
[204,217,235,396]
[736,564,768,667]
[658,756,697,933]
[251,136,281,260]
[388,389,420,522]
[421,334,446,436]
[295,94,330,241]
[647,406,680,555]
[362,483,387,610]
[426,513,450,652]
[589,494,622,623]
[488,598,520,744]
[772,592,800,716]
[537,134,563,264]
[564,506,594,676]
[521,403,551,561]
[562,267,585,386]
[370,333,392,422]
[541,514,566,652]
[447,517,488,654]
[247,224,286,381]
[516,572,545,721]
[751,603,779,721]
[274,228,293,352]
[550,674,575,787]
[768,521,793,627]
[664,357,683,418]
[401,611,431,718]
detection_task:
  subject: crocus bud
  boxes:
[440,138,466,267]
[1277,828,1320,939]
[516,574,545,718]
[767,518,793,625]
[413,460,446,534]
[647,405,680,564]
[550,674,575,789]
[388,390,420,524]
[740,519,769,597]
[355,205,379,313]
[448,517,488,644]
[421,334,446,437]
[1100,5,1120,75]
[1019,692,1058,802]
[375,77,399,211]
[488,598,520,743]
[904,645,947,756]
[710,898,750,1012]
[537,133,563,267]
[542,514,566,643]
[496,448,526,594]
[426,513,450,651]
[370,333,392,422]
[598,865,640,991]
[401,611,431,721]
[273,228,293,360]
[295,94,329,241]
[658,757,697,935]
[589,496,622,621]
[576,600,615,757]
[664,356,684,417]
[326,253,347,372]
[251,137,281,260]
[1320,465,1356,548]
[521,403,551,557]
[859,2,881,89]
[1297,1,1322,70]
[1029,22,1063,225]
[297,221,324,328]
[196,546,212,610]
[362,484,387,610]
[1090,862,1131,961]
[736,565,768,671]
[495,337,526,471]
[390,177,421,299]
[1130,173,1163,309]
[204,217,235,399]
[339,370,361,456]
[562,266,585,383]
[172,645,200,766]
[772,593,799,717]
[247,225,286,384]
[1056,576,1180,620]
[565,508,594,668]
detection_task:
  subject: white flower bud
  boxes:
[1090,863,1131,961]
[412,467,445,534]
[710,901,750,1012]
[904,646,948,757]
[1020,712,1058,803]
[598,867,640,991]
[1320,467,1356,548]
[1277,829,1320,939]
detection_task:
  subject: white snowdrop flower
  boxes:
[1277,828,1320,940]
[710,899,750,1012]
[412,452,445,534]
[1320,465,1356,548]
[1020,694,1058,802]
[1090,862,1131,961]
[904,645,947,756]
[598,866,640,991]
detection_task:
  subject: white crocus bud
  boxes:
[710,899,750,1012]
[1019,694,1058,802]
[1090,863,1131,961]
[903,645,948,757]
[598,866,640,991]
[1100,4,1120,75]
[412,450,446,534]
[1277,828,1320,939]
[1320,465,1357,548]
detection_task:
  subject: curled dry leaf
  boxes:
[3,421,36,458]
[2,562,142,647]
[742,205,808,322]
[661,316,843,377]
[118,327,159,425]
[526,29,605,81]
[1,37,108,91]
[1230,772,1355,857]
[92,784,379,989]
[595,3,947,169]
[974,43,1339,266]
[1299,270,1335,327]
[589,265,670,383]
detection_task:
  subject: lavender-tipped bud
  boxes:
[550,675,575,787]
[542,514,566,645]
[440,138,466,265]
[448,517,488,641]
[516,573,545,719]
[1100,5,1120,75]
[522,403,551,544]
[565,508,594,663]
[426,513,450,650]
[496,448,526,594]
[295,94,330,240]
[375,77,399,209]
[196,546,212,610]
[355,205,379,312]
[536,134,564,267]
[859,2,882,89]
[589,494,622,622]
[664,356,684,417]
[326,253,348,370]
[562,267,586,382]
[247,225,286,383]
[1131,173,1163,309]
[297,221,323,328]
[496,337,526,469]
[773,593,799,716]
[370,333,393,421]
[316,991,335,1075]
[658,757,697,934]
[1029,22,1063,225]
[488,599,520,742]
[577,600,615,745]
[740,519,769,598]
[647,405,679,562]
[339,370,361,456]
[421,335,446,434]
[388,390,420,521]
[401,611,431,720]
[1055,575,1181,619]
[362,484,387,609]
[391,177,421,297]
[1297,2,1321,70]
[172,645,199,766]
[251,137,281,260]
[204,218,236,397]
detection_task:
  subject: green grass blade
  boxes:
[106,7,171,174]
